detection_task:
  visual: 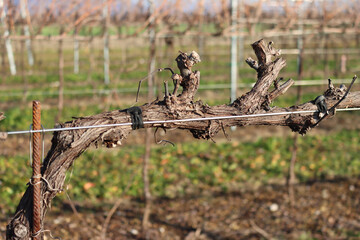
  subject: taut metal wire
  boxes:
[4,107,360,136]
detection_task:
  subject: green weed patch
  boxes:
[1,130,359,215]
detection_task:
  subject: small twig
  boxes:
[157,139,175,147]
[220,122,231,141]
[269,79,294,102]
[101,169,138,240]
[267,41,281,58]
[41,176,63,193]
[249,219,272,240]
[158,67,175,74]
[245,57,259,71]
[136,75,149,103]
[64,160,80,218]
[65,191,80,218]
[159,68,177,97]
[329,75,357,112]
[154,127,175,146]
[312,75,357,128]
[172,74,181,96]
[164,80,169,97]
[32,228,61,240]
[136,68,175,102]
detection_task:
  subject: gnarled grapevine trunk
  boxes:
[6,39,360,239]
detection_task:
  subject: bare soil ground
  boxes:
[2,178,359,240]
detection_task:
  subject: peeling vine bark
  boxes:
[6,39,360,239]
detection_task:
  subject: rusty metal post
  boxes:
[32,101,41,240]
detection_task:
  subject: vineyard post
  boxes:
[0,0,16,75]
[19,0,34,67]
[231,0,238,131]
[102,0,110,85]
[288,0,305,205]
[87,26,95,83]
[56,27,64,122]
[142,0,156,235]
[230,0,238,105]
[238,0,244,68]
[73,12,80,74]
[20,30,27,103]
[197,0,205,56]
